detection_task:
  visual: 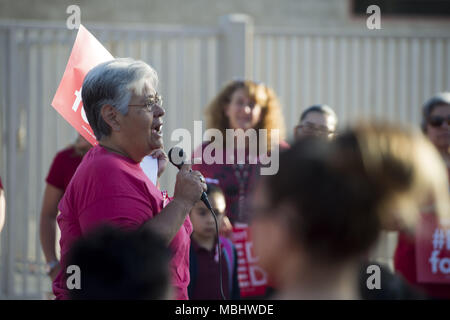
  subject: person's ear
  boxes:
[101,104,121,131]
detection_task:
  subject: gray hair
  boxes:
[82,58,158,140]
[421,92,450,132]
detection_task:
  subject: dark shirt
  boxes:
[188,237,240,300]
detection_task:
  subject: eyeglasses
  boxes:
[128,93,163,113]
[428,115,450,128]
[298,122,334,135]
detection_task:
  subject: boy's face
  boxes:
[190,194,226,238]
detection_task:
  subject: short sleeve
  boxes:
[0,177,3,190]
[46,152,66,190]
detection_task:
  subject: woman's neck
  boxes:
[274,255,361,300]
[99,137,141,163]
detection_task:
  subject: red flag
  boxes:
[51,24,114,146]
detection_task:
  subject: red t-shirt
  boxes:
[0,177,3,190]
[53,145,192,300]
[46,146,84,191]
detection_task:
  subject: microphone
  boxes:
[168,147,213,211]
[167,147,226,300]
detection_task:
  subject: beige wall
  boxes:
[1,0,449,31]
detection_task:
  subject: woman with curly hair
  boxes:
[192,80,287,299]
[192,80,287,226]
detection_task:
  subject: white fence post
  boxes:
[218,14,254,87]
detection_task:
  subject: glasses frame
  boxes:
[297,122,335,136]
[128,93,163,113]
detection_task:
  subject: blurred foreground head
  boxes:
[251,123,449,293]
[67,225,171,300]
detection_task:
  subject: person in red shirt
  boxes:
[53,58,205,300]
[0,177,5,233]
[39,134,92,280]
[394,92,450,299]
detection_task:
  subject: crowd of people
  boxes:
[1,57,449,300]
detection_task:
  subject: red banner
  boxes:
[416,212,450,283]
[51,25,114,146]
[232,223,268,297]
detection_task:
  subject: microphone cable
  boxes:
[169,147,226,300]
[201,194,226,301]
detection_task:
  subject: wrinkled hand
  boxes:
[173,164,207,208]
[150,149,168,178]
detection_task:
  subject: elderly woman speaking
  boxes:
[52,58,206,300]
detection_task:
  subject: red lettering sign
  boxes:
[416,212,450,283]
[232,223,268,297]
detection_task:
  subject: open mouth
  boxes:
[152,123,163,137]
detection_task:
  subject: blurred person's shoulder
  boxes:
[54,145,79,159]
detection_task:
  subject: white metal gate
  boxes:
[1,16,450,299]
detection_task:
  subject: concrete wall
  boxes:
[1,0,449,31]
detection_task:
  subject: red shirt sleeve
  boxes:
[0,177,3,190]
[46,151,68,190]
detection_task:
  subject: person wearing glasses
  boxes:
[52,58,206,300]
[294,104,338,140]
[394,92,450,299]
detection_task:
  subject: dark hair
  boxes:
[266,137,381,263]
[205,183,225,199]
[264,123,450,263]
[66,225,170,300]
[421,92,450,132]
[299,104,338,125]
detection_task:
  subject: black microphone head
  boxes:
[168,147,185,169]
